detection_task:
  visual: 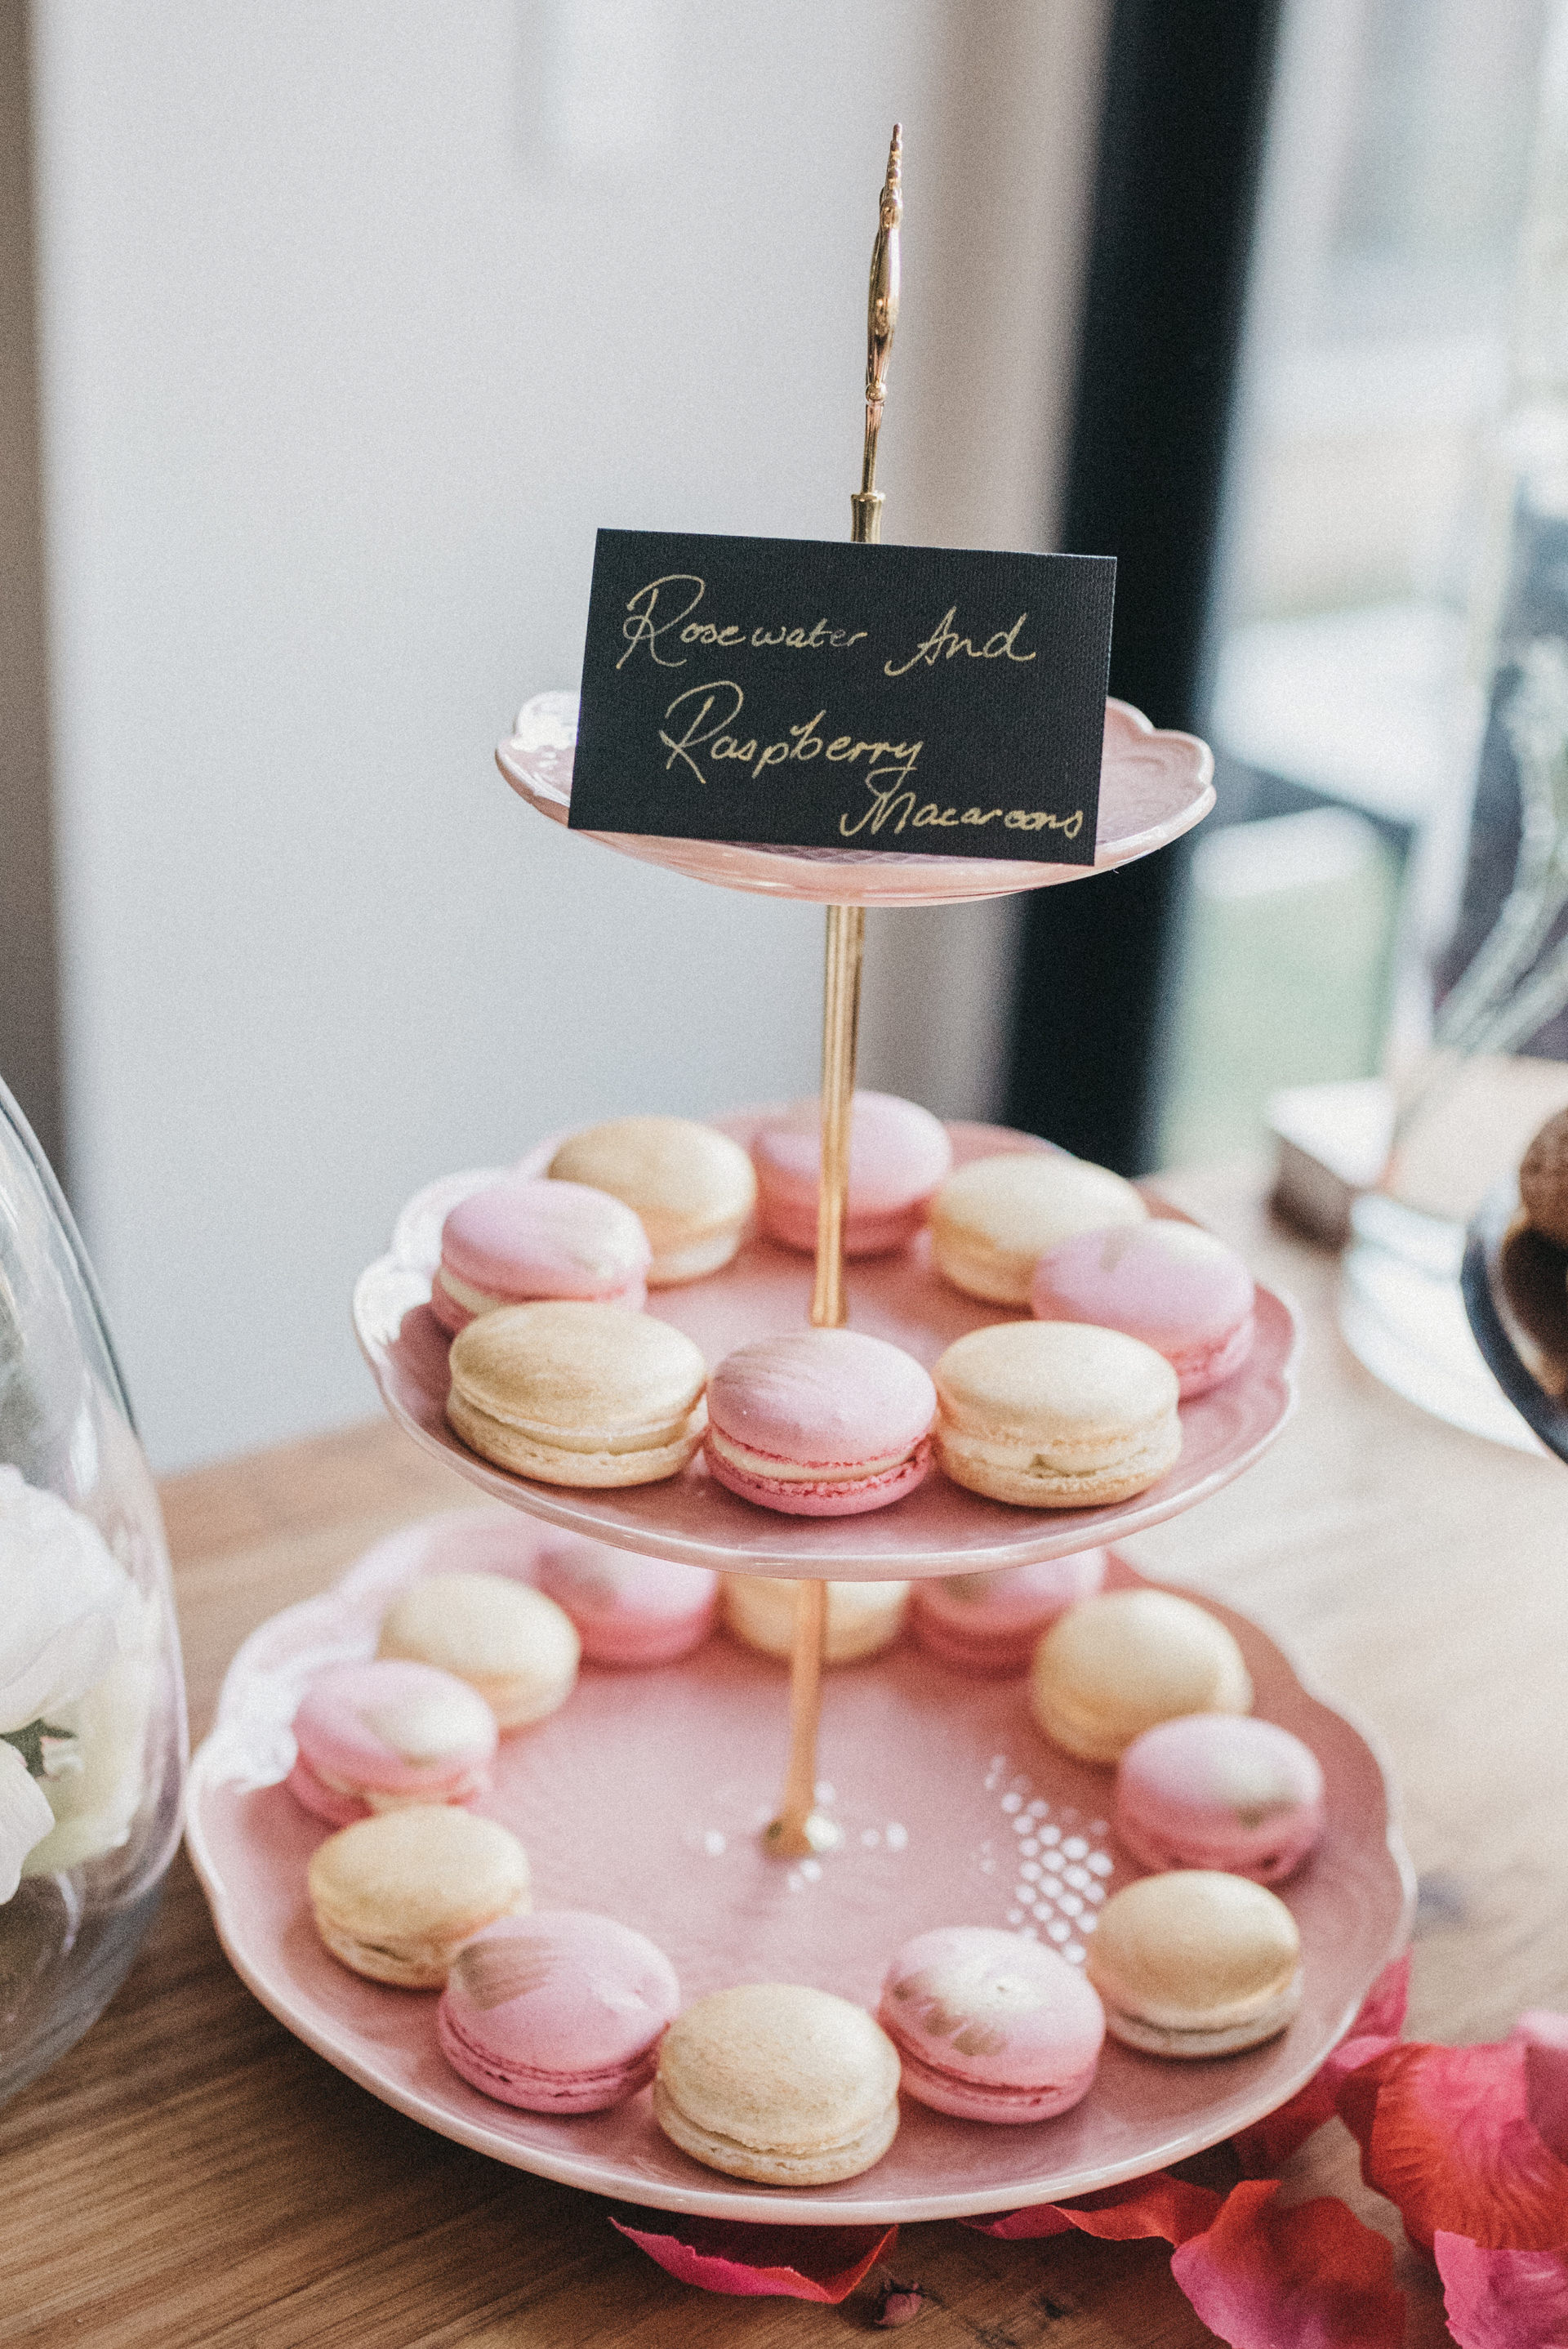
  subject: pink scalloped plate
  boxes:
[353,1118,1299,1580]
[185,1536,1412,2226]
[496,693,1214,904]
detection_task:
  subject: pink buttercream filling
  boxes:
[887,2032,1100,2123]
[705,1435,933,1517]
[437,1997,660,2112]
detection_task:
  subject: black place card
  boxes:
[569,529,1115,862]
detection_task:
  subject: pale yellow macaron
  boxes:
[548,1117,756,1285]
[721,1574,911,1664]
[1086,1871,1303,2057]
[654,1983,902,2184]
[933,1322,1181,1509]
[446,1301,707,1487]
[305,1805,531,1988]
[376,1572,581,1729]
[1030,1588,1253,1763]
[930,1152,1147,1305]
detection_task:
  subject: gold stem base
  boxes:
[762,1577,844,1857]
[762,903,866,1858]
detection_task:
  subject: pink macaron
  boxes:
[287,1658,499,1826]
[430,1176,652,1335]
[878,1925,1106,2124]
[704,1329,936,1517]
[535,1538,718,1666]
[437,1910,680,2112]
[751,1092,953,1257]
[911,1552,1110,1675]
[1031,1219,1256,1397]
[1115,1714,1326,1883]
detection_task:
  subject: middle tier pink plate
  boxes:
[185,1531,1411,2226]
[353,1117,1298,1579]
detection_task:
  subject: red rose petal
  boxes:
[1436,2231,1568,2348]
[1171,2180,1404,2349]
[1356,1950,1413,2040]
[1337,2041,1568,2251]
[1515,2012,1568,2165]
[1232,2033,1398,2177]
[967,2170,1221,2244]
[608,2212,897,2301]
[1231,1952,1410,2177]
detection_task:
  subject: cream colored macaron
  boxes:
[446,1301,707,1487]
[933,1322,1181,1509]
[1086,1871,1303,2057]
[548,1117,756,1285]
[1030,1588,1253,1763]
[931,1152,1147,1305]
[721,1573,911,1664]
[654,1983,902,2184]
[305,1805,531,1988]
[377,1572,581,1730]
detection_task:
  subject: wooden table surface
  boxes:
[7,1159,1568,2347]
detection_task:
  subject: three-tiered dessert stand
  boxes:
[185,129,1410,2224]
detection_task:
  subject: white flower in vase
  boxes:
[0,1465,143,1897]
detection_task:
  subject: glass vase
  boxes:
[0,1073,186,2103]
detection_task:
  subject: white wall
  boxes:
[29,0,1099,1468]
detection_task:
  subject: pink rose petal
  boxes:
[609,2213,896,2302]
[1337,2041,1568,2252]
[1515,2012,1568,2165]
[1171,2180,1404,2349]
[1436,2231,1568,2348]
[967,2170,1222,2244]
[1232,1952,1411,2177]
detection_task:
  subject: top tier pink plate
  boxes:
[353,1117,1298,1579]
[185,1533,1411,2226]
[496,692,1215,905]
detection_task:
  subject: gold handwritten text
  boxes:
[658,683,922,793]
[618,575,868,671]
[884,604,1036,678]
[839,783,1082,841]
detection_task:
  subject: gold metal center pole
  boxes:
[764,125,901,1863]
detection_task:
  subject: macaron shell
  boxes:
[878,1926,1105,2124]
[912,1552,1108,1673]
[1031,1221,1256,1399]
[751,1093,952,1256]
[1030,1589,1254,1763]
[1114,1714,1325,1883]
[707,1329,937,1467]
[535,1540,718,1666]
[446,1302,708,1487]
[1085,1870,1301,2037]
[376,1572,581,1729]
[931,1153,1147,1304]
[290,1659,498,1811]
[933,1322,1181,1510]
[305,1806,532,1988]
[546,1117,756,1280]
[654,1983,902,2185]
[433,1177,652,1332]
[722,1573,911,1663]
[436,1910,679,2112]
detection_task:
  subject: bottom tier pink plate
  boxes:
[185,1528,1412,2226]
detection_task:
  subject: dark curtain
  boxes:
[1004,0,1284,1172]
